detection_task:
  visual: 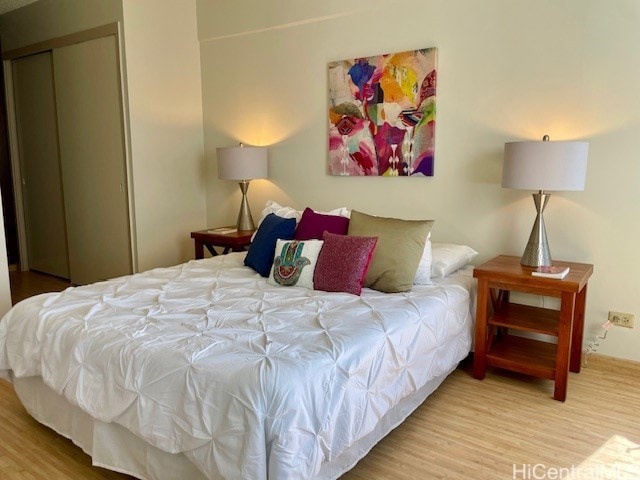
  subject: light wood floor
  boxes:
[0,355,637,479]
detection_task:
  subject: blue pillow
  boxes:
[244,213,296,276]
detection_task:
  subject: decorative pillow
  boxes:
[267,239,323,289]
[347,210,434,293]
[244,213,296,277]
[413,233,433,285]
[313,232,377,296]
[294,207,350,240]
[430,243,479,278]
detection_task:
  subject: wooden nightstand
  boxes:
[190,228,254,259]
[473,255,594,401]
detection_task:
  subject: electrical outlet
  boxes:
[608,311,635,328]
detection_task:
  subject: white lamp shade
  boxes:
[217,146,268,181]
[502,140,589,191]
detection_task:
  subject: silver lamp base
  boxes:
[521,192,552,267]
[236,180,255,231]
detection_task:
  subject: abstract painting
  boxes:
[328,47,437,177]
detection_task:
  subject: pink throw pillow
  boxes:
[313,231,377,295]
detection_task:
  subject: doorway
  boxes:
[1,26,133,302]
[0,40,18,270]
[5,27,133,290]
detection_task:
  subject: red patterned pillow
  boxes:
[313,231,378,295]
[294,207,350,240]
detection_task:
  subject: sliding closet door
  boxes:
[52,35,132,285]
[12,52,70,278]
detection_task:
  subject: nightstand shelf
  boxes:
[473,255,594,401]
[486,335,557,380]
[489,303,560,336]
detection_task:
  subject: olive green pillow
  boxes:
[348,211,434,293]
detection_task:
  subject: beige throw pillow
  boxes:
[348,211,434,293]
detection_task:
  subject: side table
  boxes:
[473,255,594,401]
[190,228,254,259]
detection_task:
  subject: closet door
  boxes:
[52,35,132,285]
[12,52,70,278]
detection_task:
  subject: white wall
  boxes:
[198,0,640,362]
[121,0,206,270]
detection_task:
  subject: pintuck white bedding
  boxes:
[0,253,475,480]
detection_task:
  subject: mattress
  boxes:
[0,253,476,479]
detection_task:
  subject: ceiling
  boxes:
[0,0,38,15]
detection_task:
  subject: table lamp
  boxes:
[217,144,268,231]
[502,135,588,267]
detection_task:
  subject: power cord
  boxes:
[583,320,613,367]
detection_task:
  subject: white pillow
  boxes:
[413,233,432,285]
[267,239,324,289]
[257,200,302,226]
[430,243,478,278]
[256,201,350,228]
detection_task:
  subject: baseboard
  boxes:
[584,352,640,371]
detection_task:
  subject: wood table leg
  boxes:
[570,284,587,373]
[194,239,204,260]
[473,279,489,380]
[554,292,576,401]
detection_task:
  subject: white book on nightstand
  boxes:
[531,266,570,279]
[208,227,238,234]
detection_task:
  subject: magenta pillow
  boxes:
[313,231,378,295]
[294,207,350,240]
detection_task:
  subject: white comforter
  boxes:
[0,253,473,479]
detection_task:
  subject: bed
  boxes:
[0,251,476,479]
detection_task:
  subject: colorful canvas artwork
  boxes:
[328,47,437,177]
